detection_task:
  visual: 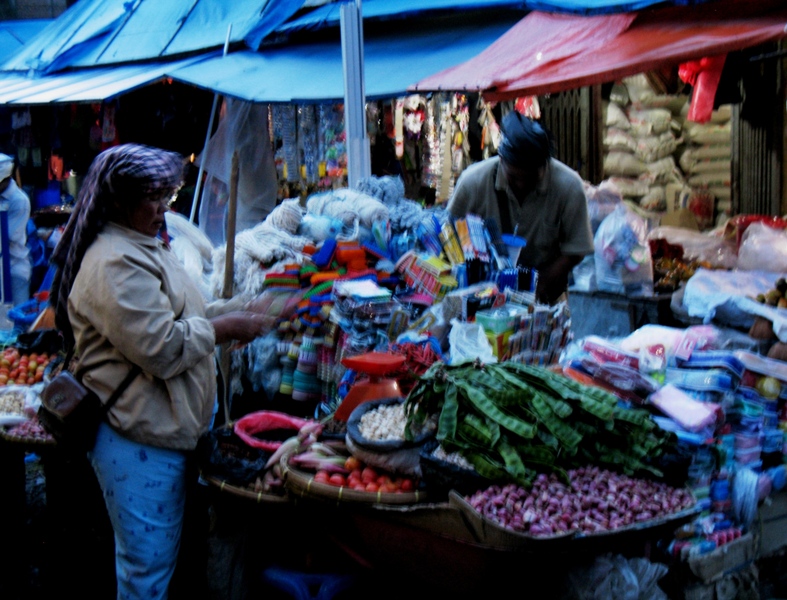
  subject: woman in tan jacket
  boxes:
[49,143,289,600]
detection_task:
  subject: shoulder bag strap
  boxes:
[62,343,141,413]
[494,163,513,235]
[102,365,142,413]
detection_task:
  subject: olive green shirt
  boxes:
[447,156,594,269]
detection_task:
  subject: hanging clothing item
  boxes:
[197,98,278,245]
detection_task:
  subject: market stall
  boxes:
[166,175,787,596]
[4,160,787,597]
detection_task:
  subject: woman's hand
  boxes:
[244,289,304,320]
[211,311,277,346]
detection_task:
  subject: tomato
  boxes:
[350,481,366,491]
[399,479,414,492]
[0,374,7,385]
[376,475,392,486]
[313,470,331,484]
[361,467,378,484]
[328,473,346,487]
[344,456,362,472]
[380,482,398,494]
[364,482,379,493]
[28,360,38,371]
[347,469,363,485]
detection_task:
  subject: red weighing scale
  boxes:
[333,351,406,421]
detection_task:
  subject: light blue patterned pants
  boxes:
[89,421,188,600]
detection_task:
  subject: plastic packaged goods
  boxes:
[593,203,653,296]
[737,222,787,273]
[648,384,722,433]
[664,368,737,393]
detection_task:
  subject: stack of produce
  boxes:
[403,360,679,488]
[466,466,695,537]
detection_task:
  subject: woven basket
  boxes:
[200,473,290,504]
[0,425,56,447]
[281,460,427,506]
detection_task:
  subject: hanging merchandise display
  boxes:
[421,96,442,195]
[273,104,299,185]
[478,98,500,160]
[317,103,347,186]
[298,104,319,186]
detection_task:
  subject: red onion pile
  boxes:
[466,465,695,537]
[5,418,54,442]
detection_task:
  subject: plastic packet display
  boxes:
[648,384,723,433]
[663,368,737,393]
[582,335,639,369]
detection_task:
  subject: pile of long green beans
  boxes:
[404,360,677,488]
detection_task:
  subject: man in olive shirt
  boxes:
[447,112,594,304]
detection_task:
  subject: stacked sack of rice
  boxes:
[678,103,733,228]
[602,75,687,213]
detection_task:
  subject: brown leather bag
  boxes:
[39,364,140,454]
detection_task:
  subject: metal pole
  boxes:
[222,152,239,299]
[190,24,232,223]
[219,151,239,425]
[340,0,371,188]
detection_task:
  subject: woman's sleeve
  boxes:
[77,252,216,380]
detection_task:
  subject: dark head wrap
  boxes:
[50,143,185,350]
[497,112,552,169]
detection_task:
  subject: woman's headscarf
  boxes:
[496,112,552,169]
[50,143,185,350]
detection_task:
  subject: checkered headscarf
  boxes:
[50,143,185,350]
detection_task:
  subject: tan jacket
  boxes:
[69,223,232,450]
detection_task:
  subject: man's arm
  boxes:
[536,254,584,305]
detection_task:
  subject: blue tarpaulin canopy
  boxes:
[0,0,306,74]
[0,0,742,106]
[0,19,53,65]
[0,55,212,105]
[169,12,519,103]
[274,0,528,34]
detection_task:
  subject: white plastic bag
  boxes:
[594,203,654,296]
[737,222,787,272]
[448,318,497,365]
[562,553,669,600]
[646,226,738,269]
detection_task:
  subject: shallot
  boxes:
[466,466,695,537]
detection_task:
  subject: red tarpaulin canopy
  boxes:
[410,0,787,101]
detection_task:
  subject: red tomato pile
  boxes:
[0,347,54,386]
[313,456,417,493]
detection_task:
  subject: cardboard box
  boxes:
[758,492,787,557]
[687,532,758,584]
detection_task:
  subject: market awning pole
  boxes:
[340,0,370,189]
[223,151,239,299]
[189,24,232,224]
[219,151,239,425]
